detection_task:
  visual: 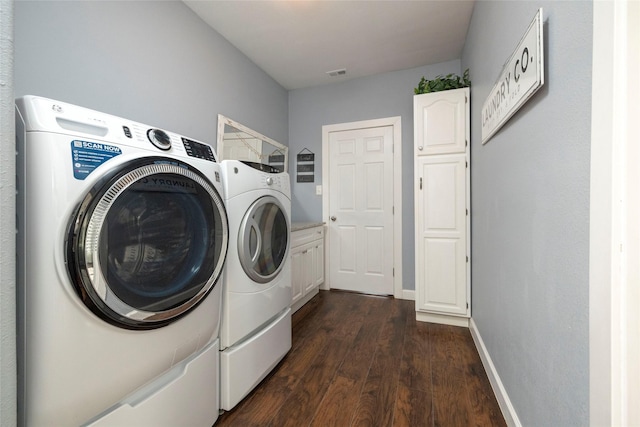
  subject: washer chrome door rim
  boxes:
[238,195,290,284]
[68,158,228,329]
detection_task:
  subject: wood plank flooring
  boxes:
[215,290,506,427]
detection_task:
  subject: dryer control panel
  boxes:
[260,173,289,194]
[240,161,281,174]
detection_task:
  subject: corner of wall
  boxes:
[0,0,17,425]
[469,319,521,427]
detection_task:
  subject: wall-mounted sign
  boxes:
[269,154,285,163]
[268,150,285,172]
[482,8,544,144]
[296,148,315,183]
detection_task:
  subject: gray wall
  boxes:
[14,0,288,148]
[288,59,461,291]
[461,1,591,425]
[0,1,16,425]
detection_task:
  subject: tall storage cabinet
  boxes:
[414,87,470,327]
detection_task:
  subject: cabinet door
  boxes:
[291,248,304,305]
[415,154,468,316]
[301,245,314,295]
[312,241,325,288]
[414,89,467,156]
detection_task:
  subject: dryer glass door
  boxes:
[67,157,228,330]
[238,195,289,284]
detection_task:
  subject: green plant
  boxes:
[414,69,470,94]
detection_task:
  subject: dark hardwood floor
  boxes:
[215,290,506,427]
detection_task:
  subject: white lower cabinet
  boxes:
[291,224,325,313]
[415,154,469,326]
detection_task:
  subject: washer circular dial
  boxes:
[147,128,172,151]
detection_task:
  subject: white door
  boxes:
[415,154,468,316]
[328,126,394,295]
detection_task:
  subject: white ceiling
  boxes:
[183,0,475,90]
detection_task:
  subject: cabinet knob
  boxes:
[330,216,336,222]
[418,146,423,151]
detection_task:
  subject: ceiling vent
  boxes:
[326,68,347,77]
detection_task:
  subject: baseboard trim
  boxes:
[401,289,415,301]
[469,318,522,427]
[416,311,469,327]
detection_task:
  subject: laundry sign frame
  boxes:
[482,8,544,145]
[268,149,286,172]
[296,148,315,183]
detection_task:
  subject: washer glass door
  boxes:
[67,157,228,329]
[238,195,289,284]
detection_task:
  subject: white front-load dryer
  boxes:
[15,96,229,426]
[219,159,292,411]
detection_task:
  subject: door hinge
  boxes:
[393,268,395,277]
[466,209,468,216]
[466,302,469,309]
[466,255,469,263]
[465,95,468,103]
[466,139,468,147]
[466,161,468,168]
[419,177,422,189]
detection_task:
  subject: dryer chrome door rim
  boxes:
[238,195,290,284]
[67,157,229,330]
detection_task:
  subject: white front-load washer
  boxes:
[15,96,229,426]
[219,159,292,411]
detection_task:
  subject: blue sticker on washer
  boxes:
[71,140,122,180]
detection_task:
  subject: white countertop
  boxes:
[291,222,325,232]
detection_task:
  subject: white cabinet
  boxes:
[290,224,325,313]
[414,88,470,327]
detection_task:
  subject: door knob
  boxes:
[330,216,336,222]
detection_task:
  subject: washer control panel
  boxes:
[120,124,217,162]
[182,138,216,162]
